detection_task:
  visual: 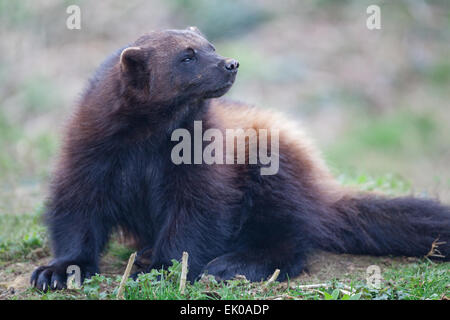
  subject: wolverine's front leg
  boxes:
[30,210,111,291]
[30,156,120,291]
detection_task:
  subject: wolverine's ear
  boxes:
[120,47,149,89]
[120,46,146,72]
[187,26,205,38]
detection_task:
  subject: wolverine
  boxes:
[31,27,449,291]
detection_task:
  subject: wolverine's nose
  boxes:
[224,58,239,72]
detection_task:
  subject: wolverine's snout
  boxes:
[224,58,239,72]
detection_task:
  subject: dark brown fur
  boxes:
[31,28,450,291]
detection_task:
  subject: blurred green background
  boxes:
[0,0,449,214]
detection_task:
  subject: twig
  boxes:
[179,251,189,294]
[297,283,355,293]
[266,269,280,286]
[341,284,352,290]
[339,289,352,295]
[267,294,297,300]
[425,237,446,259]
[297,283,329,290]
[116,252,136,300]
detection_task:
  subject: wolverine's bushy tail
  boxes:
[316,195,450,260]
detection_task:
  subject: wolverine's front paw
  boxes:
[30,259,98,292]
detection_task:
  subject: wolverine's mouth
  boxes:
[204,81,234,98]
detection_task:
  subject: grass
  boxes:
[378,261,449,300]
[0,175,448,300]
[13,258,448,300]
[0,209,47,265]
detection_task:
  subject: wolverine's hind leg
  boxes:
[202,242,308,282]
[133,246,153,270]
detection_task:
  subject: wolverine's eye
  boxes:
[181,48,196,63]
[181,56,194,63]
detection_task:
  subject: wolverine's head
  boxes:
[119,27,239,104]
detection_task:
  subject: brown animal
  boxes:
[31,27,449,291]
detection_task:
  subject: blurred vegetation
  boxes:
[0,0,449,214]
[169,0,271,40]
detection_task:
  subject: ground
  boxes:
[0,175,448,300]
